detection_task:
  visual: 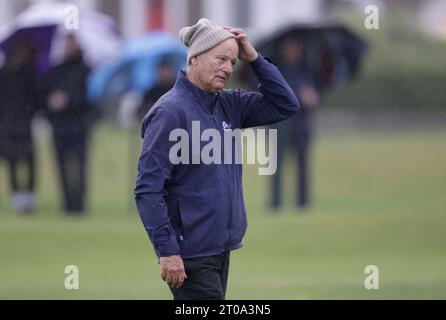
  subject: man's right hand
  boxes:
[160,255,187,289]
[299,86,320,109]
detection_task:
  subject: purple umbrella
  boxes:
[0,25,57,77]
[0,2,122,77]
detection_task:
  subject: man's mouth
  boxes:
[216,76,227,81]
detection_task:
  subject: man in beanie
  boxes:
[135,18,300,300]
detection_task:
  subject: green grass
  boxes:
[1,124,445,299]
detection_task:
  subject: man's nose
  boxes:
[222,61,233,75]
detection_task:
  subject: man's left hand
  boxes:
[224,26,258,63]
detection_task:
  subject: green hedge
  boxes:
[322,8,446,112]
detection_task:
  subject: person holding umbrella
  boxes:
[45,33,92,214]
[136,57,177,121]
[271,38,320,210]
[0,37,42,213]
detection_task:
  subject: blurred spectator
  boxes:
[271,38,320,210]
[0,37,42,214]
[136,58,176,121]
[45,34,92,214]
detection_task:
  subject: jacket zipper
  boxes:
[209,103,233,252]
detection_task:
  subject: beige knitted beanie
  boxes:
[179,18,236,63]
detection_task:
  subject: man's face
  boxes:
[281,40,303,65]
[192,38,239,93]
[65,35,80,59]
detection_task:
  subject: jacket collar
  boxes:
[175,70,219,108]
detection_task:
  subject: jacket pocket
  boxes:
[166,197,184,243]
[178,192,229,252]
[176,201,185,243]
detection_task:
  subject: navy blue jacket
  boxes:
[134,55,300,259]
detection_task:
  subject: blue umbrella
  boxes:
[88,31,187,104]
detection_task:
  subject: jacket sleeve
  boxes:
[68,65,91,111]
[237,55,300,129]
[134,105,181,257]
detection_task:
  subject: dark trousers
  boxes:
[170,252,230,300]
[7,152,35,193]
[271,125,312,208]
[53,131,88,213]
[0,132,35,193]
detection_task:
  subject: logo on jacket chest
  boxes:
[168,121,278,175]
[222,121,232,132]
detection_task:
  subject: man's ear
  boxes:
[190,56,198,66]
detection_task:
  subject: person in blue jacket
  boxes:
[134,18,300,300]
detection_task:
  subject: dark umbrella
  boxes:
[238,21,367,92]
